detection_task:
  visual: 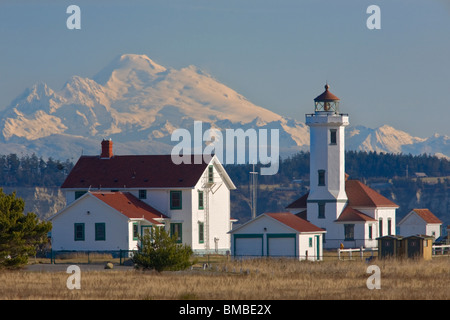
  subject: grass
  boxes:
[0,257,449,300]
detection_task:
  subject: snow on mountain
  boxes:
[0,53,448,161]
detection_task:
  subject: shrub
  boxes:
[132,226,193,272]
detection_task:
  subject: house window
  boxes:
[344,224,354,241]
[170,223,182,243]
[379,218,383,237]
[208,165,214,183]
[75,191,87,200]
[198,191,204,210]
[309,237,313,247]
[74,223,85,241]
[198,222,204,244]
[387,218,392,236]
[330,129,337,145]
[318,170,325,186]
[170,191,182,210]
[139,190,147,200]
[133,222,139,241]
[368,224,373,240]
[318,203,325,219]
[95,223,106,241]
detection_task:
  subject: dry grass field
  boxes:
[0,257,449,300]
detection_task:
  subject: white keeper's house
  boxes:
[51,139,236,254]
[286,84,399,249]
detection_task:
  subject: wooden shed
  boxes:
[377,235,404,259]
[404,235,434,260]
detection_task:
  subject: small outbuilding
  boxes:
[397,209,442,239]
[229,212,326,261]
[377,235,404,259]
[404,235,434,260]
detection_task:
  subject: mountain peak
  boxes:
[93,53,166,86]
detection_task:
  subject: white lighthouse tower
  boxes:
[306,84,349,241]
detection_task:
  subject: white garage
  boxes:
[230,212,326,261]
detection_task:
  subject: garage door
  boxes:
[267,234,296,257]
[234,234,263,257]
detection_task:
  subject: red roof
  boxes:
[90,191,168,223]
[265,212,325,233]
[335,206,376,222]
[345,180,398,208]
[286,180,398,210]
[314,84,340,102]
[411,209,442,224]
[61,155,209,189]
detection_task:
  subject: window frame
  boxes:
[198,190,204,210]
[170,223,182,243]
[74,223,85,241]
[318,170,326,186]
[170,190,182,210]
[208,165,214,183]
[95,222,106,241]
[344,224,355,241]
[138,189,147,200]
[318,202,325,219]
[132,222,139,241]
[330,129,337,145]
[198,222,204,244]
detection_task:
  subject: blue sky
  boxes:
[0,0,449,137]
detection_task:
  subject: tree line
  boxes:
[225,151,449,187]
[0,154,73,188]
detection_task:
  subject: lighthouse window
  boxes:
[318,170,325,186]
[318,203,325,219]
[330,129,337,145]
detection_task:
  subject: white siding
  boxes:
[51,196,129,251]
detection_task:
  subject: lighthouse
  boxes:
[288,84,399,249]
[306,84,349,235]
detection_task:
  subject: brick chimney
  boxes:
[101,139,113,159]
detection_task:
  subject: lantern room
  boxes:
[314,83,340,113]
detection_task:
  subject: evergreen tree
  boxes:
[0,189,52,269]
[132,226,193,272]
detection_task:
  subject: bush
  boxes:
[132,226,193,272]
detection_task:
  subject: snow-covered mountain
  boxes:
[0,54,448,161]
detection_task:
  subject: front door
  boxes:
[408,239,420,258]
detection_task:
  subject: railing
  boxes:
[432,244,450,256]
[337,247,378,261]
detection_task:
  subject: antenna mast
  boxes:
[250,164,258,219]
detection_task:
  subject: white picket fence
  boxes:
[337,247,377,261]
[432,244,450,256]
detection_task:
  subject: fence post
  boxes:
[360,246,364,260]
[337,248,341,260]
